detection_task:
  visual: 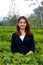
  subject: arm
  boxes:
[26,34,35,55]
[11,33,17,54]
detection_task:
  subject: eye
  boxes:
[20,22,22,24]
[24,22,26,24]
[20,22,26,24]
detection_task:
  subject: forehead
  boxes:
[19,19,26,22]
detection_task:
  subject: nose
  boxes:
[21,22,25,25]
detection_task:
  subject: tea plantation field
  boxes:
[0,26,43,65]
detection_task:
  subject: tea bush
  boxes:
[0,26,43,65]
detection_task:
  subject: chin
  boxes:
[20,28,25,29]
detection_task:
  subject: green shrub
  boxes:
[0,26,43,65]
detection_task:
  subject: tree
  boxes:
[28,14,40,28]
[36,0,43,27]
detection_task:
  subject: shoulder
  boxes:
[12,32,16,35]
[29,33,34,39]
[27,33,34,37]
[30,33,34,41]
[12,32,17,38]
[30,33,34,37]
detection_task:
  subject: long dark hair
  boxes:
[16,16,32,36]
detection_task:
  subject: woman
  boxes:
[11,16,35,55]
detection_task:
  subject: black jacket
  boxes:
[11,32,35,55]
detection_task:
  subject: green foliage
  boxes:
[1,15,18,26]
[0,26,43,65]
[0,22,3,26]
[28,14,41,27]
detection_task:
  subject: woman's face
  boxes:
[18,19,26,30]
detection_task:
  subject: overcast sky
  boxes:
[0,0,42,20]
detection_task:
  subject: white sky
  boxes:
[0,0,11,17]
[0,0,42,20]
[14,0,37,16]
[14,0,42,16]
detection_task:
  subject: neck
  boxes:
[20,29,25,35]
